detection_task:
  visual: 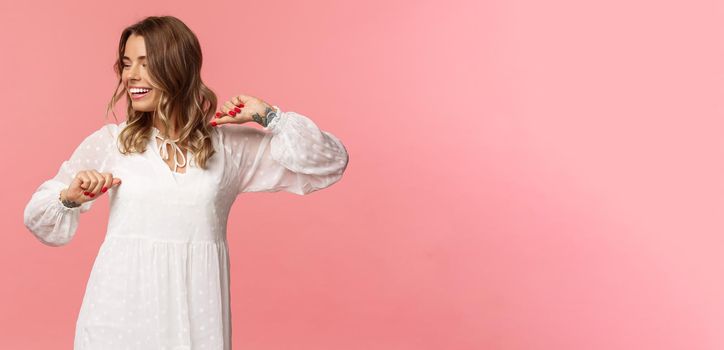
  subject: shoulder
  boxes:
[85,121,121,138]
[74,122,122,152]
[82,122,121,145]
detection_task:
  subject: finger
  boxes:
[224,100,241,116]
[77,171,95,197]
[212,114,238,126]
[234,94,251,105]
[219,102,231,115]
[231,95,245,107]
[89,170,105,195]
[213,104,229,123]
[68,175,87,201]
[101,173,113,194]
[77,171,92,191]
[111,177,122,187]
[72,172,86,190]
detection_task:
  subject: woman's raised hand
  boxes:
[61,169,122,204]
[210,94,273,127]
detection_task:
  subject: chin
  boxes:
[130,98,156,110]
[130,103,153,112]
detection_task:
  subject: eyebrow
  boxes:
[122,55,146,60]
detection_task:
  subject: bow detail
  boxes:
[156,135,187,173]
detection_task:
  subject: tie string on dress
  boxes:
[155,134,187,173]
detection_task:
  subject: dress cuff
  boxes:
[263,105,283,132]
[57,190,83,211]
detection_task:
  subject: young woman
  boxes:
[23,15,349,350]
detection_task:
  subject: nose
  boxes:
[127,64,141,81]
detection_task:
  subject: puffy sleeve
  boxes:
[23,124,118,247]
[220,106,349,195]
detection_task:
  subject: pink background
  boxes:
[2,0,724,349]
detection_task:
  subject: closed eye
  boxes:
[122,64,146,68]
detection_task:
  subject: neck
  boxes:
[153,119,181,140]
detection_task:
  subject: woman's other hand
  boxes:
[60,169,122,204]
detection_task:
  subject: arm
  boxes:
[23,124,117,246]
[221,106,349,195]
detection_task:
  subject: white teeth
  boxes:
[130,88,151,93]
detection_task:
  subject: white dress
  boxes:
[22,106,349,350]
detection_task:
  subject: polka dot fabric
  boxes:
[23,107,349,349]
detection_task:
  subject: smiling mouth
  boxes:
[130,89,152,100]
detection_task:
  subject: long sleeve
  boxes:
[23,124,118,247]
[220,106,349,195]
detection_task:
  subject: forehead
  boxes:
[123,34,146,59]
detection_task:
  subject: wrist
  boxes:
[252,105,279,128]
[59,188,82,208]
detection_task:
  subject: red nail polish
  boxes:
[102,187,107,193]
[236,103,244,107]
[83,191,89,196]
[211,121,217,126]
[229,110,236,116]
[215,112,221,117]
[89,193,95,198]
[234,107,241,113]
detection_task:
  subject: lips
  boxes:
[129,87,152,100]
[130,89,151,100]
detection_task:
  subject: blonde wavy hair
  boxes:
[105,15,218,169]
